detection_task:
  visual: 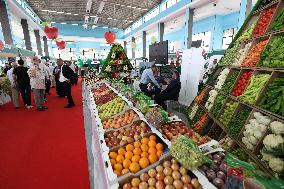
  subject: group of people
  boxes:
[139,65,181,109]
[4,57,77,111]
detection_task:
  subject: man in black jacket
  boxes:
[154,71,181,109]
[57,59,75,108]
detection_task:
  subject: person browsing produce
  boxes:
[139,65,160,97]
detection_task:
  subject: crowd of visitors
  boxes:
[2,56,78,111]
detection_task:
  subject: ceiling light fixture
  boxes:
[127,5,131,8]
[66,13,72,15]
[132,7,136,9]
[137,7,141,10]
[50,22,56,24]
[49,10,56,13]
[113,27,118,30]
[92,25,97,29]
[72,23,79,25]
[121,4,125,7]
[129,20,133,23]
[73,13,79,15]
[42,10,49,12]
[143,8,148,11]
[102,26,108,28]
[107,17,112,20]
[116,3,120,6]
[61,22,67,24]
[57,11,64,14]
[90,15,96,17]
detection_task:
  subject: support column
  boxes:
[158,23,164,42]
[132,37,135,59]
[43,36,49,56]
[186,8,194,49]
[0,0,13,44]
[123,41,127,54]
[34,30,42,55]
[21,19,32,50]
[142,31,146,58]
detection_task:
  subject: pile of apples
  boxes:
[103,110,139,129]
[121,158,201,189]
[98,97,127,119]
[109,135,164,176]
[159,122,209,145]
[104,121,151,148]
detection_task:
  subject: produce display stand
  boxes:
[83,80,217,189]
[187,0,284,179]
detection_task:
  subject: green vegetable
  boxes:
[236,21,257,42]
[259,77,284,117]
[220,72,239,94]
[219,101,238,126]
[228,148,249,162]
[271,9,284,31]
[238,74,270,104]
[170,135,213,169]
[228,107,251,137]
[219,43,240,66]
[210,95,226,117]
[259,36,284,68]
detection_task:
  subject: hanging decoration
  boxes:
[42,22,59,40]
[56,40,66,50]
[151,36,157,44]
[0,40,4,51]
[104,31,116,44]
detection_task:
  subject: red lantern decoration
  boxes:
[56,40,66,49]
[0,40,4,50]
[44,26,58,39]
[104,31,116,44]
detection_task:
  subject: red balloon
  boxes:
[104,31,116,44]
[44,26,58,39]
[56,40,66,49]
[0,40,4,50]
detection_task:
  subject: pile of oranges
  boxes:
[109,135,164,176]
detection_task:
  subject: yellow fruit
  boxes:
[141,144,149,152]
[131,155,140,163]
[109,152,117,159]
[141,138,149,144]
[133,148,142,155]
[118,148,126,155]
[156,143,163,151]
[148,147,157,155]
[123,159,132,169]
[148,154,158,163]
[141,152,149,158]
[126,144,134,151]
[125,151,133,160]
[129,162,140,173]
[116,154,125,163]
[114,163,123,172]
[148,140,157,148]
[149,135,157,141]
[134,141,141,148]
[139,157,150,168]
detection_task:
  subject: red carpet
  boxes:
[0,83,90,189]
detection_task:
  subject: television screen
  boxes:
[149,40,168,64]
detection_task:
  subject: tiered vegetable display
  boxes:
[231,71,253,97]
[194,88,207,104]
[120,158,201,189]
[220,71,239,94]
[241,39,269,67]
[259,77,284,117]
[218,44,240,66]
[241,111,270,150]
[193,113,208,134]
[205,90,218,110]
[259,36,284,68]
[219,101,238,126]
[228,106,251,137]
[210,95,226,117]
[232,42,252,66]
[253,6,277,37]
[236,21,256,42]
[271,9,284,31]
[238,73,270,104]
[188,103,199,120]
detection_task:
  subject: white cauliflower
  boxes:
[269,157,284,173]
[261,151,275,162]
[270,121,284,135]
[263,134,284,150]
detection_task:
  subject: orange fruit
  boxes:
[118,148,126,155]
[148,147,157,155]
[109,152,117,159]
[157,150,163,157]
[123,159,132,169]
[148,140,157,148]
[141,144,149,152]
[133,148,142,155]
[148,154,158,163]
[149,135,157,141]
[114,163,123,172]
[141,152,149,158]
[141,137,149,144]
[131,155,140,163]
[126,144,134,151]
[114,169,121,176]
[134,141,141,148]
[156,143,163,151]
[131,178,141,187]
[110,159,116,166]
[125,151,133,160]
[116,154,125,163]
[129,162,140,173]
[139,157,150,168]
[121,168,129,175]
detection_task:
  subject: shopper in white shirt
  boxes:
[139,65,160,97]
[7,62,19,108]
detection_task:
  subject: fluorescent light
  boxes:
[42,10,49,12]
[107,17,112,20]
[132,7,136,9]
[113,27,118,30]
[143,8,148,11]
[50,22,56,24]
[90,15,96,18]
[116,3,120,6]
[129,20,133,23]
[137,7,142,10]
[124,20,128,22]
[61,22,67,24]
[121,4,125,7]
[73,13,79,16]
[57,11,64,14]
[72,23,78,26]
[66,13,72,15]
[92,25,97,29]
[127,5,131,8]
[102,26,108,28]
[49,10,56,13]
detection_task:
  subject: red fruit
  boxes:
[44,26,58,39]
[104,31,116,44]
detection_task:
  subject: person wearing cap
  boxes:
[139,65,161,97]
[7,61,19,108]
[13,59,32,109]
[28,56,47,111]
[154,71,181,109]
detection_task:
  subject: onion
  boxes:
[217,171,226,180]
[219,163,228,173]
[200,165,209,172]
[206,169,216,181]
[213,178,224,188]
[209,164,219,172]
[213,154,222,163]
